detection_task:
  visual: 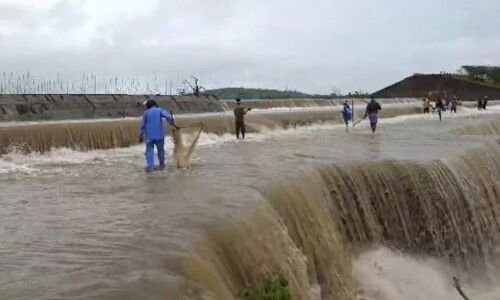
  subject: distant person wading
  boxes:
[364,97,382,134]
[342,100,352,132]
[139,99,178,172]
[435,97,445,121]
[233,98,251,139]
[423,98,431,114]
[450,96,458,114]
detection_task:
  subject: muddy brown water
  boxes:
[0,106,500,299]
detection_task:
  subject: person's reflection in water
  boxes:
[141,172,176,199]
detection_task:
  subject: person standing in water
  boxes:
[364,97,382,134]
[139,99,177,172]
[431,100,437,114]
[341,100,352,132]
[423,98,431,114]
[450,96,458,114]
[435,97,445,121]
[234,98,251,139]
[443,98,449,112]
[477,97,483,110]
[483,96,489,110]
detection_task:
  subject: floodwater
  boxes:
[1,106,500,299]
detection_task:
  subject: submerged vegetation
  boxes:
[239,277,291,300]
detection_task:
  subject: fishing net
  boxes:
[172,123,203,169]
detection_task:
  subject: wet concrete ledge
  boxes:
[0,94,348,121]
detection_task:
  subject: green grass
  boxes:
[204,87,312,100]
[203,87,370,100]
[453,76,500,89]
[239,276,292,300]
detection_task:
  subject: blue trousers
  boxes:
[145,139,166,170]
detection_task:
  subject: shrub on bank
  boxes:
[239,276,291,300]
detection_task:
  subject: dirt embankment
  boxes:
[0,94,226,122]
[372,74,500,100]
[0,94,357,122]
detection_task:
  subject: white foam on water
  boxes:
[354,247,500,300]
[350,106,500,128]
[0,147,112,175]
[0,127,283,174]
[5,147,105,163]
[1,105,499,175]
[196,132,242,146]
[0,159,40,175]
[0,102,422,128]
[250,102,420,113]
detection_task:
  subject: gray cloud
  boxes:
[0,0,499,93]
[47,0,86,31]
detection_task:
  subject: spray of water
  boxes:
[354,247,500,300]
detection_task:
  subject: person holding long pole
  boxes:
[341,100,352,132]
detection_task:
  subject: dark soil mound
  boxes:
[372,74,500,100]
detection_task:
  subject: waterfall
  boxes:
[180,143,500,299]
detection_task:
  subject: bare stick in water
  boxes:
[453,277,470,300]
[352,119,364,127]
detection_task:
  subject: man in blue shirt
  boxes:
[341,100,352,132]
[139,100,177,172]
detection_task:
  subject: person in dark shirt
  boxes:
[477,97,483,110]
[483,96,488,110]
[233,98,251,139]
[450,97,458,114]
[435,97,445,121]
[363,97,382,134]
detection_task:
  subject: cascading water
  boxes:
[0,105,420,154]
[452,118,500,136]
[180,143,500,299]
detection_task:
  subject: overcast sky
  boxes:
[0,0,499,93]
